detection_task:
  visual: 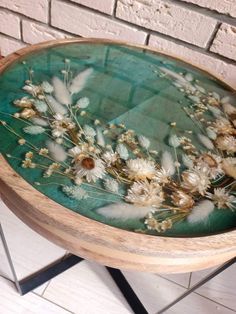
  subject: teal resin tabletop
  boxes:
[0,40,236,237]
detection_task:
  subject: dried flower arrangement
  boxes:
[1,58,236,235]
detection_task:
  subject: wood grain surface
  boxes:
[0,38,235,273]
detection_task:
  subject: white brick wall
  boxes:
[51,0,147,43]
[180,0,236,18]
[116,0,217,47]
[210,24,236,61]
[0,0,236,87]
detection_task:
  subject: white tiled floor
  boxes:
[0,200,235,314]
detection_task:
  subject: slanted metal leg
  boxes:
[157,256,236,314]
[0,223,83,295]
[106,267,148,314]
[1,222,235,313]
[0,223,22,294]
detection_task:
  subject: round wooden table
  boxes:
[0,38,235,275]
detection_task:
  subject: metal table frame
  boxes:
[1,223,235,314]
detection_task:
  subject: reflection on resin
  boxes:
[0,42,236,237]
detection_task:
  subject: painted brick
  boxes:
[149,35,236,88]
[180,0,236,18]
[116,0,217,48]
[69,0,115,15]
[0,35,25,56]
[0,10,21,39]
[22,20,69,45]
[51,0,147,44]
[210,24,236,62]
[0,0,48,23]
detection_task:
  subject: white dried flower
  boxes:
[103,178,119,193]
[213,117,235,135]
[23,84,42,97]
[206,127,217,140]
[97,203,152,220]
[62,185,88,200]
[207,105,222,117]
[96,128,105,147]
[154,167,171,184]
[102,151,118,166]
[41,81,54,93]
[223,103,236,115]
[182,167,211,195]
[125,158,156,180]
[23,125,45,135]
[75,157,105,182]
[69,68,93,94]
[83,124,96,138]
[116,143,129,160]
[138,135,150,149]
[30,117,48,126]
[168,134,180,148]
[161,151,175,176]
[182,154,194,168]
[196,153,223,179]
[76,97,90,109]
[46,95,67,115]
[52,76,71,105]
[46,140,67,162]
[197,134,214,150]
[206,188,236,210]
[125,181,164,207]
[68,146,81,157]
[188,200,214,224]
[222,157,236,179]
[216,135,236,153]
[171,190,194,209]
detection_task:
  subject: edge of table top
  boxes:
[0,38,235,273]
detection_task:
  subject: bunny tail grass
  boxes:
[97,203,152,220]
[188,200,214,224]
[52,76,71,105]
[69,68,93,94]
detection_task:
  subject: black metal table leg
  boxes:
[106,267,148,314]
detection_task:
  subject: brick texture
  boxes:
[22,20,69,45]
[69,0,115,15]
[0,35,25,56]
[116,0,217,47]
[0,10,21,39]
[180,0,236,18]
[51,0,147,43]
[210,24,236,61]
[0,0,48,23]
[149,35,236,88]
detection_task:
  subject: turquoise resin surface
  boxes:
[0,42,236,237]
